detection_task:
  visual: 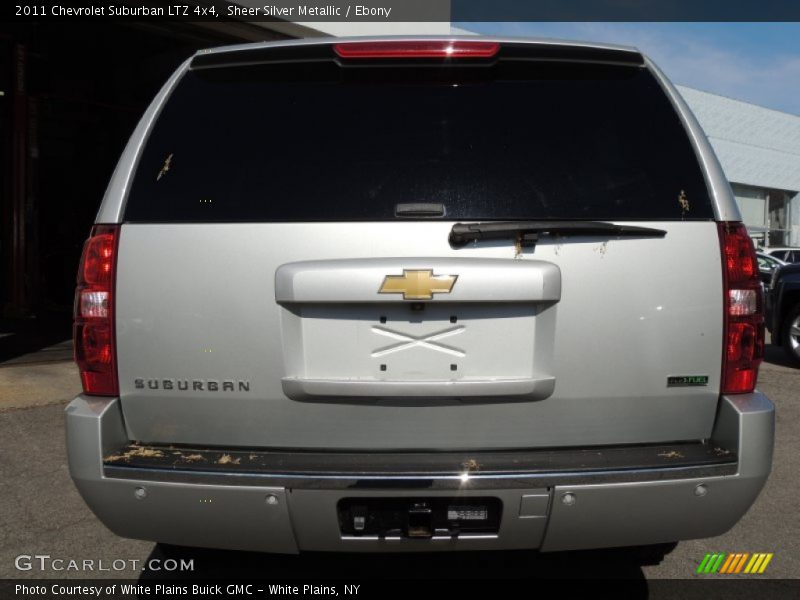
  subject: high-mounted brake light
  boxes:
[719,222,764,394]
[74,224,119,396]
[333,41,500,59]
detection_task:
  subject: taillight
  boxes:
[333,41,500,59]
[719,222,764,394]
[74,224,119,396]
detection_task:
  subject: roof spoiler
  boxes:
[190,39,645,70]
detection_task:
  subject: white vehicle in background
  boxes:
[757,251,788,289]
[761,247,800,264]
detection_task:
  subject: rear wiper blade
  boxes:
[449,221,667,248]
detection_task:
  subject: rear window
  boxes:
[124,56,713,222]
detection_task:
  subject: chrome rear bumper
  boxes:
[66,393,773,553]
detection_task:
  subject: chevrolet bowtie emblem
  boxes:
[379,269,458,300]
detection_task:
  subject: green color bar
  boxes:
[705,553,720,573]
[697,554,713,574]
[711,553,727,573]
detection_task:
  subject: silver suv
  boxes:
[67,37,774,554]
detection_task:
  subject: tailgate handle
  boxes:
[395,203,445,218]
[275,258,561,304]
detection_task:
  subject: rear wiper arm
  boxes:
[449,220,667,248]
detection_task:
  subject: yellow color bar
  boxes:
[758,554,774,574]
[744,554,761,573]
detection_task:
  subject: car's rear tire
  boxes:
[782,304,800,366]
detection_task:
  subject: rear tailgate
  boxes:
[115,221,722,449]
[113,40,724,450]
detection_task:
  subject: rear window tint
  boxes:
[124,59,713,222]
